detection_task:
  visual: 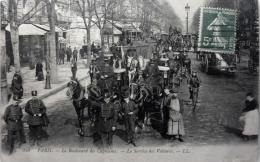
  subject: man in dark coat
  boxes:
[66,46,72,62]
[121,89,138,146]
[96,91,118,148]
[89,59,99,84]
[73,47,78,61]
[91,42,96,54]
[161,87,172,137]
[188,71,201,99]
[59,48,65,64]
[3,96,26,154]
[25,91,49,144]
[87,78,102,126]
[71,59,77,80]
[11,72,23,99]
[35,61,44,81]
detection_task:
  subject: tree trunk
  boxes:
[47,0,58,83]
[10,26,20,72]
[86,17,92,67]
[87,28,91,66]
[100,29,105,54]
[0,11,8,106]
[8,0,20,72]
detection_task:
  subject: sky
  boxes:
[166,0,205,27]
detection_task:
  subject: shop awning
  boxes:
[5,24,47,35]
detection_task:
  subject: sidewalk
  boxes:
[3,59,89,112]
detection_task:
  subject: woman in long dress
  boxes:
[239,92,259,141]
[167,90,185,142]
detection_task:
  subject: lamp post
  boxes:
[185,3,190,34]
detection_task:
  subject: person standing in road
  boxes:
[161,86,172,138]
[91,42,96,54]
[97,90,118,148]
[3,95,26,154]
[73,47,78,62]
[89,59,99,84]
[239,92,259,141]
[25,91,49,145]
[71,59,77,80]
[121,89,138,146]
[167,89,185,142]
[188,71,201,100]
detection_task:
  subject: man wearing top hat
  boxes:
[3,95,26,154]
[25,91,49,144]
[121,88,138,146]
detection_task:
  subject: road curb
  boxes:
[38,75,90,100]
[0,75,89,114]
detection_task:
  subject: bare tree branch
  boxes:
[19,3,47,24]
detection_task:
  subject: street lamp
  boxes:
[185,3,190,34]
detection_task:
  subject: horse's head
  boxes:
[66,80,81,99]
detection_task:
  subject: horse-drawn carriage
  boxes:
[65,34,191,140]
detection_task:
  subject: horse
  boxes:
[66,79,89,136]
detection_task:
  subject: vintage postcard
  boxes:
[0,0,259,162]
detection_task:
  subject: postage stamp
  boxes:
[198,7,237,54]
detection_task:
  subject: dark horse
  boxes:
[66,79,89,136]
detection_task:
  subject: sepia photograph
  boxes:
[0,0,259,162]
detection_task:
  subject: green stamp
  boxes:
[198,7,237,54]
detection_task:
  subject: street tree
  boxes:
[44,0,58,84]
[0,1,8,105]
[7,0,46,72]
[75,0,95,66]
[93,0,118,51]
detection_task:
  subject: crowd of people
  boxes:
[3,40,259,154]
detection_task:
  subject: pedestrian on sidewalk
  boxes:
[71,59,77,80]
[239,92,259,141]
[3,95,26,154]
[59,48,65,64]
[66,46,72,62]
[11,72,23,99]
[73,47,78,62]
[25,91,49,145]
[167,89,185,142]
[35,60,44,81]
